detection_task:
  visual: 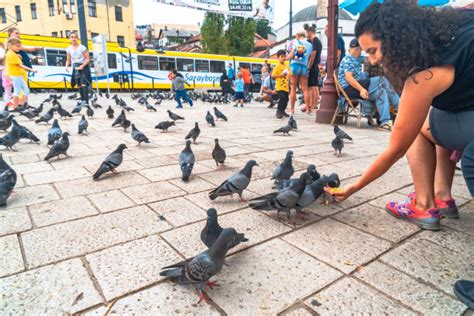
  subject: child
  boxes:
[170,70,193,108]
[234,72,245,108]
[271,49,291,118]
[5,38,37,109]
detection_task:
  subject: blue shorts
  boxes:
[235,92,245,100]
[10,76,30,97]
[290,63,308,77]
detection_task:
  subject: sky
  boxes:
[133,0,314,30]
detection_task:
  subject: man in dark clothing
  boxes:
[325,25,346,66]
[305,23,323,112]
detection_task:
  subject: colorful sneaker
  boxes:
[407,192,459,219]
[386,199,441,230]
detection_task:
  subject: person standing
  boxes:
[233,72,245,108]
[220,69,231,96]
[288,31,312,113]
[259,65,269,95]
[227,63,234,83]
[170,70,193,108]
[272,50,291,118]
[240,65,253,98]
[305,23,323,113]
[0,42,5,99]
[65,31,91,106]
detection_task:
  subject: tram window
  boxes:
[27,47,46,66]
[251,63,262,72]
[46,49,67,67]
[138,55,158,70]
[177,58,194,72]
[159,57,176,71]
[239,62,250,70]
[210,60,225,73]
[108,53,117,69]
[89,52,94,68]
[195,59,209,73]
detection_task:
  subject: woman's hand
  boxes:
[360,88,369,100]
[76,66,84,71]
[65,67,70,73]
[325,183,359,202]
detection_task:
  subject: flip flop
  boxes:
[454,280,474,309]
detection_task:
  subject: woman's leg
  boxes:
[434,145,456,201]
[289,75,298,113]
[299,76,310,112]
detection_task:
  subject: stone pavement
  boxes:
[0,92,472,315]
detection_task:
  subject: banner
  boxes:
[92,34,110,92]
[155,0,275,22]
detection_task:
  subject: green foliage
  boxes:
[225,16,256,56]
[200,12,226,54]
[255,19,272,39]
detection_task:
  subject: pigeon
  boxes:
[273,125,292,136]
[168,110,184,121]
[47,119,62,145]
[205,111,216,127]
[105,92,110,99]
[179,140,195,182]
[0,115,14,131]
[185,122,200,144]
[78,115,88,135]
[44,132,71,161]
[0,128,21,151]
[271,150,294,184]
[93,144,127,180]
[120,116,131,132]
[111,110,126,127]
[145,102,157,112]
[208,160,258,201]
[35,108,55,124]
[155,120,175,132]
[211,138,226,169]
[86,106,94,119]
[0,153,17,207]
[131,124,150,145]
[277,164,320,191]
[11,119,40,143]
[334,125,353,141]
[288,116,297,130]
[68,93,77,100]
[106,105,114,118]
[56,105,72,119]
[71,101,82,114]
[201,208,248,249]
[20,103,43,120]
[213,107,228,121]
[0,106,8,120]
[159,228,236,304]
[295,173,340,217]
[331,136,344,157]
[249,172,308,224]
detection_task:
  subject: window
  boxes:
[70,0,76,14]
[88,0,97,17]
[239,62,250,70]
[195,59,209,73]
[48,0,55,16]
[31,3,38,20]
[15,5,21,22]
[62,0,68,13]
[65,30,71,38]
[89,52,94,68]
[27,48,46,66]
[52,31,58,37]
[60,30,63,38]
[91,32,99,39]
[177,58,194,72]
[138,55,158,70]
[114,5,123,22]
[46,49,67,67]
[251,63,263,72]
[117,35,125,47]
[210,60,225,73]
[159,57,175,71]
[108,53,117,69]
[0,9,6,24]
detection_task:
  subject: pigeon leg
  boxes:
[206,280,220,289]
[196,290,209,305]
[239,194,248,203]
[111,168,118,173]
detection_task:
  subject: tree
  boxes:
[200,12,226,54]
[255,19,272,39]
[225,16,256,56]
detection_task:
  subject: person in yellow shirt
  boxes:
[271,49,291,119]
[5,38,37,109]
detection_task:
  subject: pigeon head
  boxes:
[52,119,59,127]
[247,160,258,167]
[132,123,137,130]
[207,208,218,221]
[194,122,199,128]
[11,118,19,126]
[169,121,175,126]
[326,173,340,188]
[214,139,219,144]
[121,110,125,114]
[307,164,316,173]
[333,125,340,132]
[185,140,192,147]
[116,144,128,152]
[167,110,171,113]
[62,132,71,138]
[7,115,14,121]
[81,115,86,119]
[286,150,293,158]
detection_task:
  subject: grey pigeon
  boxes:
[120,116,131,132]
[71,101,82,114]
[277,164,320,191]
[86,106,94,119]
[68,93,77,100]
[334,125,353,141]
[271,150,294,184]
[159,228,236,304]
[288,116,297,129]
[35,108,55,124]
[168,110,184,121]
[0,153,17,206]
[0,106,9,120]
[179,140,195,182]
[331,136,344,157]
[44,132,71,161]
[249,172,308,224]
[57,105,72,119]
[211,138,226,169]
[11,119,40,143]
[131,123,150,145]
[0,127,21,150]
[145,102,157,112]
[213,107,227,121]
[201,208,248,249]
[78,115,88,135]
[93,144,127,180]
[155,120,175,132]
[106,105,114,118]
[111,110,125,127]
[47,119,62,145]
[209,160,258,201]
[0,115,14,131]
[206,111,216,127]
[185,122,200,143]
[295,173,340,218]
[273,125,292,135]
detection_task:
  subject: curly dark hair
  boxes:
[355,0,468,85]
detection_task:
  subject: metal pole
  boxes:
[77,0,88,47]
[289,0,293,39]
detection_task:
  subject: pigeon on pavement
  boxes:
[205,111,216,127]
[271,150,294,184]
[106,105,114,118]
[0,115,14,131]
[179,140,195,182]
[168,110,184,121]
[0,128,21,151]
[86,105,94,119]
[47,119,62,145]
[11,119,40,143]
[111,110,126,127]
[185,122,200,143]
[120,116,131,132]
[213,107,228,121]
[288,116,297,130]
[71,101,83,114]
[78,115,88,135]
[131,123,150,145]
[35,108,55,124]
[334,125,353,141]
[209,160,258,201]
[93,144,127,180]
[201,208,248,249]
[145,102,157,112]
[295,173,340,217]
[332,136,344,157]
[44,132,71,161]
[57,105,72,119]
[277,164,320,191]
[273,125,292,136]
[211,138,226,169]
[0,153,17,206]
[155,121,175,132]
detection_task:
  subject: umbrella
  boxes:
[340,0,450,15]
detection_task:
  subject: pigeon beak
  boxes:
[255,163,259,167]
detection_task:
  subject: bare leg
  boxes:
[307,87,314,112]
[434,145,456,201]
[299,76,310,113]
[314,87,320,110]
[289,75,298,113]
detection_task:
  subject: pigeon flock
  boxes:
[0,89,354,305]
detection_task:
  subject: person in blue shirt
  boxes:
[227,63,235,82]
[288,31,313,113]
[233,72,245,108]
[261,75,278,108]
[325,25,346,65]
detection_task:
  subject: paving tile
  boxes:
[282,219,391,273]
[162,208,292,258]
[122,181,186,204]
[87,189,135,213]
[137,163,212,182]
[381,239,474,294]
[355,261,466,314]
[134,155,175,168]
[207,239,341,315]
[24,167,91,186]
[184,191,256,216]
[0,206,32,236]
[442,200,474,236]
[21,205,171,268]
[7,184,60,208]
[0,235,24,277]
[12,161,53,175]
[86,235,182,300]
[28,196,98,227]
[411,229,474,255]
[168,176,215,194]
[8,153,40,164]
[280,306,314,316]
[305,277,415,315]
[148,196,206,226]
[0,259,102,314]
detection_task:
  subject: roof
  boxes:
[159,29,196,38]
[277,5,353,32]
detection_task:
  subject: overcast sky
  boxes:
[133,0,314,30]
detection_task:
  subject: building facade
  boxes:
[0,0,134,47]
